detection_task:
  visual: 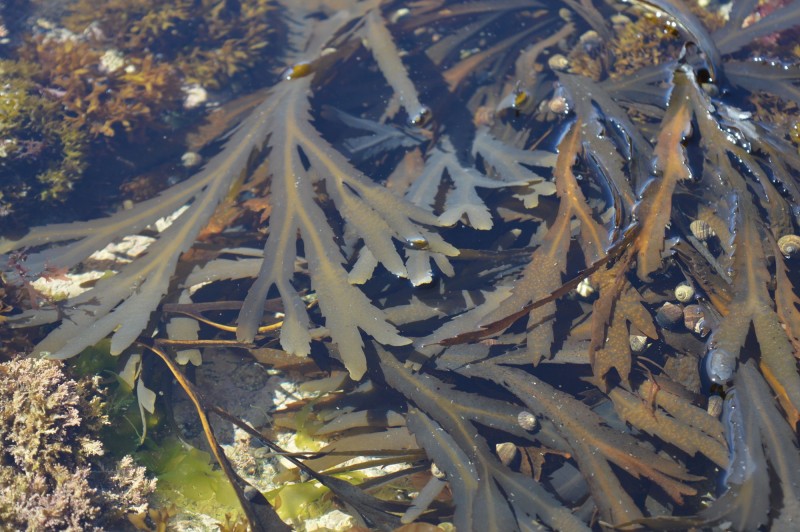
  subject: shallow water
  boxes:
[2,0,800,530]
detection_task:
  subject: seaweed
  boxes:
[4,0,800,529]
[61,0,275,90]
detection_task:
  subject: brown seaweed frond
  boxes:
[234,77,457,380]
[457,361,702,526]
[470,119,610,365]
[377,347,588,532]
[0,3,458,379]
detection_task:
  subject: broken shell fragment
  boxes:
[655,302,683,329]
[674,283,695,303]
[689,220,715,241]
[496,442,518,466]
[707,395,723,418]
[629,334,649,353]
[575,278,595,298]
[431,462,445,479]
[778,234,800,257]
[517,410,538,432]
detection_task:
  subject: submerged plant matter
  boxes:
[3,0,800,529]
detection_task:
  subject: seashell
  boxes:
[517,410,538,432]
[778,234,800,257]
[674,283,695,303]
[704,348,736,384]
[496,442,518,466]
[707,395,723,418]
[548,54,569,71]
[629,334,649,353]
[689,220,716,242]
[683,304,705,334]
[655,302,684,329]
[575,278,595,298]
[430,462,446,479]
[181,151,202,168]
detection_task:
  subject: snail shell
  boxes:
[707,395,723,418]
[655,302,684,329]
[431,462,446,479]
[689,220,716,242]
[704,348,736,384]
[517,411,538,432]
[181,151,202,168]
[496,442,519,466]
[674,283,695,303]
[548,54,569,71]
[778,234,800,257]
[683,305,705,334]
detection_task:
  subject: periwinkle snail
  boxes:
[704,348,736,384]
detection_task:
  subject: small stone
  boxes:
[183,84,208,109]
[629,334,649,353]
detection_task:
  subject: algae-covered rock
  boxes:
[0,357,156,531]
